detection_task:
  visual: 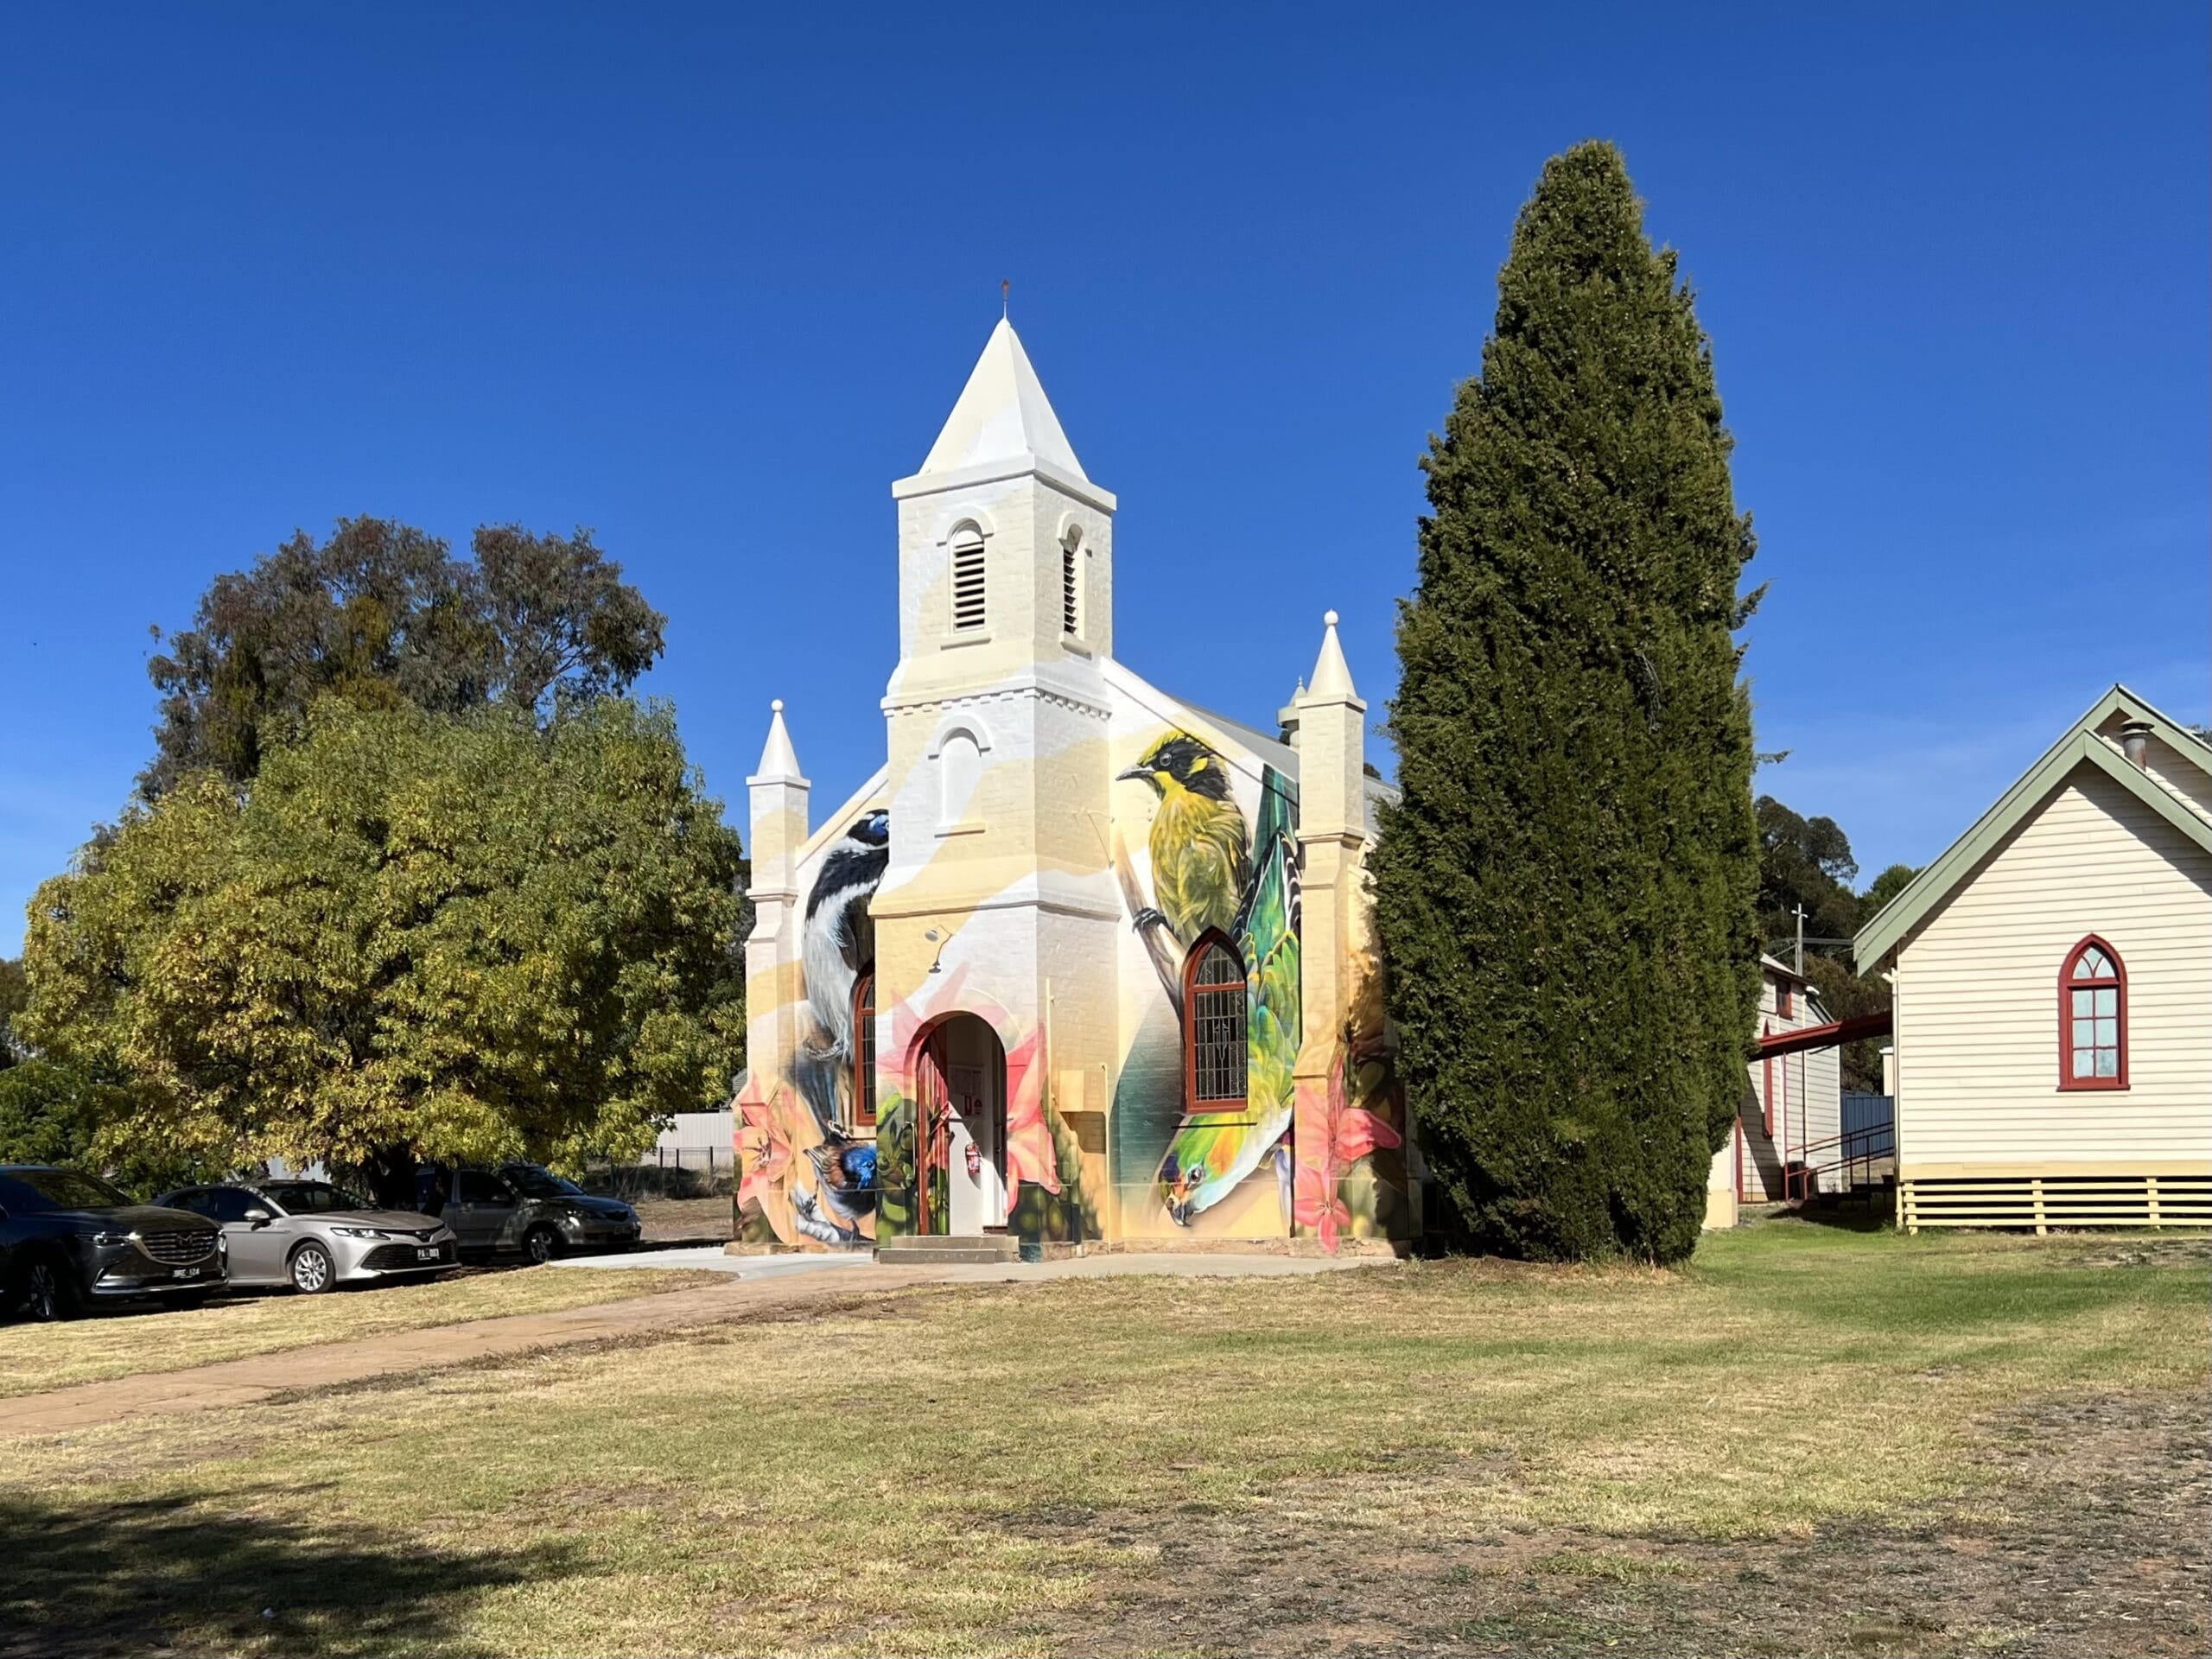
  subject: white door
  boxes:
[945,1065,1006,1236]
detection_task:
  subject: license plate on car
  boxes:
[171,1266,201,1279]
[416,1247,440,1261]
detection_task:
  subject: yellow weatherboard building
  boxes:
[734,319,1419,1254]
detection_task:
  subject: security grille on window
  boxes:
[1061,527,1081,636]
[1185,937,1248,1109]
[950,530,987,631]
[851,968,877,1126]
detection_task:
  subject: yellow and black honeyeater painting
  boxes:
[1117,730,1251,946]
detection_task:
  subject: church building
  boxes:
[734,319,1418,1253]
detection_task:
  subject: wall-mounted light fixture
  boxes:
[925,927,948,974]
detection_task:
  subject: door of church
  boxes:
[913,1015,1007,1236]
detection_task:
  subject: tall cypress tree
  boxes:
[1372,142,1760,1263]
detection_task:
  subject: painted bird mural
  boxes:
[791,808,889,1131]
[1158,805,1301,1223]
[1116,732,1251,951]
[1116,738,1303,1226]
[791,1134,880,1246]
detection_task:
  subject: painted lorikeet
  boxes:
[1156,767,1302,1224]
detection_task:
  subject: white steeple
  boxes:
[1306,610,1357,702]
[751,698,804,785]
[916,317,1088,481]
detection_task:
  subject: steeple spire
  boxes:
[753,698,804,784]
[1306,610,1357,702]
[916,317,1087,480]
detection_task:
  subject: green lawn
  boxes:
[1,1221,2204,1657]
[0,1266,722,1397]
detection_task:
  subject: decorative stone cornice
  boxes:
[882,679,1111,722]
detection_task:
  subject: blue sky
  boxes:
[3,4,2206,955]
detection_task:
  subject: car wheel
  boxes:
[22,1255,82,1322]
[522,1224,563,1265]
[289,1241,337,1294]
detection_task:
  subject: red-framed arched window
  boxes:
[851,966,878,1126]
[1184,931,1248,1114]
[2058,936,2126,1091]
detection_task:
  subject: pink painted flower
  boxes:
[1292,1159,1350,1249]
[1000,1025,1061,1195]
[1292,1048,1403,1252]
[734,1084,791,1217]
[1333,1100,1402,1166]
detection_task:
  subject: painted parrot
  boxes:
[1158,769,1302,1224]
[1117,733,1250,949]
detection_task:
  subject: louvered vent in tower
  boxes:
[950,528,986,631]
[1061,526,1081,636]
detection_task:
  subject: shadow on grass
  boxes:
[0,1491,580,1657]
[1772,1200,1895,1235]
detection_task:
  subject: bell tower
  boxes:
[887,317,1115,683]
[871,317,1122,1114]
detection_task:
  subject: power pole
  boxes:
[1793,903,1807,975]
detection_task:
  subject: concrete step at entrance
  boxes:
[874,1235,1020,1265]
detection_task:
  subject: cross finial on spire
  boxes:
[1001,277,1010,318]
[913,304,1088,480]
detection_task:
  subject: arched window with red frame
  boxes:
[2059,936,2126,1091]
[851,966,878,1126]
[1184,932,1248,1114]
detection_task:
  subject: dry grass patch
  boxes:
[0,1265,721,1397]
[0,1223,2204,1657]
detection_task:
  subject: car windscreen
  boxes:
[5,1167,136,1211]
[261,1181,370,1215]
[502,1165,585,1198]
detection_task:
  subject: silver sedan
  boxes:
[154,1179,459,1294]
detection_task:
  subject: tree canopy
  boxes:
[0,957,24,1069]
[1754,794,1916,1092]
[1756,795,1861,950]
[141,518,665,797]
[0,1061,184,1190]
[23,697,744,1188]
[1859,861,1916,922]
[1370,141,1761,1263]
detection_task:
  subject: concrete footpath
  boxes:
[3,1249,1376,1442]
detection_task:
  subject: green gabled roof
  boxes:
[1853,685,2212,972]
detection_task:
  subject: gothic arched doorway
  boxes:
[912,1014,1008,1237]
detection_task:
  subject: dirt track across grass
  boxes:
[0,1265,724,1401]
[0,1253,1367,1440]
[0,1266,934,1438]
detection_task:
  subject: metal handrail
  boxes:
[1784,1121,1896,1203]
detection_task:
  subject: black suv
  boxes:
[413,1163,640,1263]
[0,1166,226,1320]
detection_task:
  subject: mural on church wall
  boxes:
[736,712,1416,1255]
[1109,723,1416,1250]
[1292,945,1409,1248]
[735,808,888,1249]
[1110,731,1304,1237]
[736,805,1099,1250]
[868,965,1098,1243]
